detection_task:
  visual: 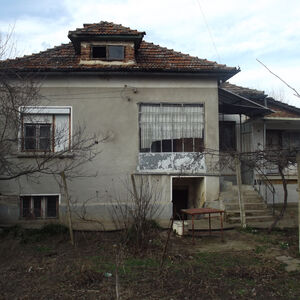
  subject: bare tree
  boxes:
[110,175,163,252]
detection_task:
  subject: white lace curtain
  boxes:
[140,104,204,150]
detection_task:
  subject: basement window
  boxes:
[91,45,124,60]
[139,103,204,153]
[20,195,59,219]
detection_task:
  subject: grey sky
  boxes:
[1,0,299,106]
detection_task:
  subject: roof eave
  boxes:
[68,33,145,54]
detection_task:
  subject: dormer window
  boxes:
[91,45,125,60]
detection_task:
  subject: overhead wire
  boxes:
[195,0,221,63]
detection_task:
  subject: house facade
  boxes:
[1,21,290,229]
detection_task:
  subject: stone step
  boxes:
[224,197,264,204]
[227,215,274,223]
[225,202,267,210]
[226,209,272,217]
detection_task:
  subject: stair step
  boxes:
[227,215,274,223]
[226,210,271,217]
[225,203,267,210]
[224,198,264,204]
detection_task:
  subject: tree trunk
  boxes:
[269,166,287,232]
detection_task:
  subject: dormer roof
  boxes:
[68,21,145,54]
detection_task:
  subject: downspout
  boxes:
[239,114,242,152]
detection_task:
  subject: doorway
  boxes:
[172,188,188,220]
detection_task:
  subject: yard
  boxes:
[0,224,300,299]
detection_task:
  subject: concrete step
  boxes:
[226,209,271,217]
[225,202,267,210]
[224,197,265,204]
[227,215,274,223]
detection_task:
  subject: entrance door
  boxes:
[172,188,188,220]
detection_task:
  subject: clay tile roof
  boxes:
[68,21,145,36]
[221,82,266,100]
[1,22,238,80]
[221,82,300,117]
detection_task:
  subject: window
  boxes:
[266,130,300,150]
[219,121,236,151]
[139,103,204,153]
[20,195,59,219]
[91,45,124,60]
[21,107,71,152]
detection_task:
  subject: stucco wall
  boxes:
[0,74,220,228]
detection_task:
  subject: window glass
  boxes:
[20,195,58,219]
[33,196,42,218]
[39,125,51,151]
[108,46,124,60]
[219,121,236,151]
[46,196,58,218]
[21,196,31,217]
[139,104,204,153]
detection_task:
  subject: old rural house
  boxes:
[0,21,297,229]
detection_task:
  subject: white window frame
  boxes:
[19,106,72,152]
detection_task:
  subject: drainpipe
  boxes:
[239,114,242,152]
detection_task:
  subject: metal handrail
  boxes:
[253,166,276,215]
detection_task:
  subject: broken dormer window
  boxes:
[91,45,124,60]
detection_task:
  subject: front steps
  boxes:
[220,182,274,225]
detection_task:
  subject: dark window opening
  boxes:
[20,195,59,219]
[92,46,106,59]
[219,121,236,151]
[33,196,42,218]
[172,188,188,220]
[91,45,124,60]
[21,196,31,217]
[47,196,58,218]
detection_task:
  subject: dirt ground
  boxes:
[0,225,300,300]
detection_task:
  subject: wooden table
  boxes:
[181,208,224,244]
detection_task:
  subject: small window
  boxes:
[91,45,124,60]
[20,195,59,219]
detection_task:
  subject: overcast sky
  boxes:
[1,0,299,106]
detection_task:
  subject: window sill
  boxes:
[17,152,74,159]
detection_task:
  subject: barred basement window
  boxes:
[20,195,59,219]
[139,103,204,153]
